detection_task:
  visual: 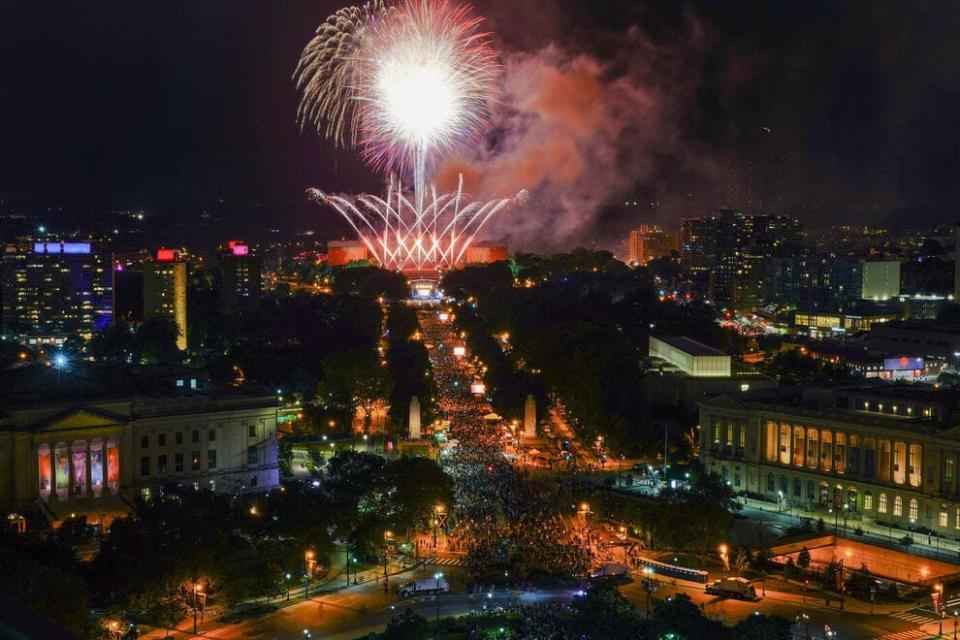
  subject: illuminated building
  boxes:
[861,260,901,300]
[0,240,113,342]
[143,248,188,350]
[0,364,279,521]
[700,384,960,538]
[680,211,802,310]
[793,308,899,338]
[462,241,508,265]
[221,240,263,312]
[626,225,677,266]
[869,320,960,363]
[328,240,372,267]
[649,335,731,377]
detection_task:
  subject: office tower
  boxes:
[221,241,262,312]
[143,248,187,350]
[1,240,113,341]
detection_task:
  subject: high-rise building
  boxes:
[0,240,113,342]
[221,241,263,312]
[143,248,187,350]
[765,258,899,310]
[680,210,802,309]
[626,225,678,266]
[861,260,901,300]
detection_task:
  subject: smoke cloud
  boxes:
[436,12,742,253]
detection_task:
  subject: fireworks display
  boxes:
[296,0,519,274]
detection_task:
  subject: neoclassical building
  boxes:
[0,365,279,524]
[700,384,960,536]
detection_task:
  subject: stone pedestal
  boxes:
[409,396,421,440]
[523,394,536,439]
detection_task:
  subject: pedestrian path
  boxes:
[889,609,939,624]
[431,555,466,567]
[866,630,931,640]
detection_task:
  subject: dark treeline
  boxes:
[442,250,729,456]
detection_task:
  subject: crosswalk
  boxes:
[866,630,931,640]
[889,610,939,624]
[431,555,466,567]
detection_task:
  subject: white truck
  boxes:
[705,577,760,601]
[398,577,450,598]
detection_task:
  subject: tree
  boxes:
[648,592,725,640]
[384,457,455,536]
[731,613,793,640]
[797,547,811,569]
[566,583,645,640]
[379,608,429,639]
[135,317,182,364]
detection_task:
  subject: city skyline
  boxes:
[2,1,960,252]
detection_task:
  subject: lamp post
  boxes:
[642,567,654,616]
[303,549,313,600]
[577,502,591,535]
[777,491,783,513]
[192,581,203,635]
[952,609,958,640]
[617,524,628,564]
[383,530,394,593]
[434,571,444,640]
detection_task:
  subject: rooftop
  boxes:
[652,335,725,357]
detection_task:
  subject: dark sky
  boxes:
[2,0,960,237]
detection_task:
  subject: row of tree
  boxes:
[441,251,730,455]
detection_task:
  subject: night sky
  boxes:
[2,1,960,247]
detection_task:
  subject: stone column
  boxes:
[523,395,536,439]
[409,396,421,440]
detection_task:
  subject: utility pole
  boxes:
[662,424,668,481]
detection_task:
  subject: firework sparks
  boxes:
[308,182,527,272]
[296,0,514,274]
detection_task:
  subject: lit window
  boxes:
[909,498,918,520]
[893,495,903,517]
[878,493,888,514]
[864,492,873,510]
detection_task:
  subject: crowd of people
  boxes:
[418,310,591,583]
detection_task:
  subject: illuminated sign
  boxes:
[33,242,91,254]
[883,356,924,371]
[438,312,449,322]
[231,244,249,256]
[471,382,486,395]
[453,346,466,357]
[156,248,176,262]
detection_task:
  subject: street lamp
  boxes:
[383,530,395,593]
[192,581,204,634]
[577,502,591,533]
[304,549,315,598]
[777,491,783,513]
[617,524,628,564]
[952,609,958,640]
[642,566,654,616]
[434,572,444,640]
[718,544,729,571]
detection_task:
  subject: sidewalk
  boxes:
[741,496,960,563]
[137,556,429,639]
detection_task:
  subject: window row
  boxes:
[763,422,921,487]
[139,424,260,449]
[139,450,217,477]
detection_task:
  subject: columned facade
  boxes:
[700,395,960,537]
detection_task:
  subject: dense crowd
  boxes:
[418,311,590,583]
